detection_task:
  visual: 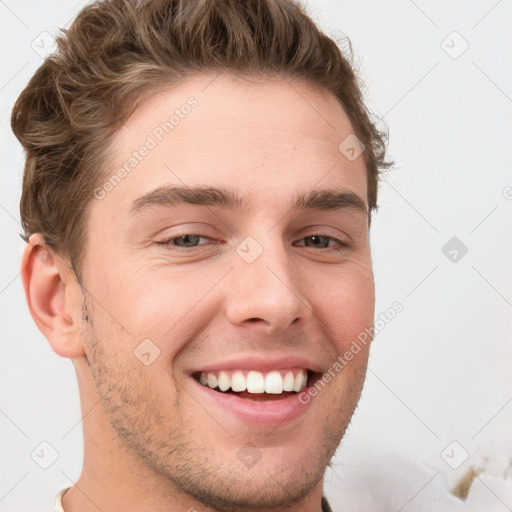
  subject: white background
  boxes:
[0,1,511,511]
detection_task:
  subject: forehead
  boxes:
[99,74,368,215]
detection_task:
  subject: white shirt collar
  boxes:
[54,487,69,512]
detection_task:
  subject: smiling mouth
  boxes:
[192,368,316,401]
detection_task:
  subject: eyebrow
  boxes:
[129,185,368,216]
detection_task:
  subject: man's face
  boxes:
[78,74,374,508]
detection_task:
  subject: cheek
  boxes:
[87,260,222,359]
[307,263,375,350]
[86,242,374,359]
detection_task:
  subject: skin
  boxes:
[22,74,375,512]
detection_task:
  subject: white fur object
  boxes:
[324,448,468,511]
[464,442,512,512]
[324,439,512,512]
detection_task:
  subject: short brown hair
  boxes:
[12,0,390,278]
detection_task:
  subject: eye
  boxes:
[156,233,348,251]
[158,234,214,248]
[295,235,347,250]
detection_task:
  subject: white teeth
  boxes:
[217,371,230,392]
[283,371,295,392]
[197,369,309,394]
[293,370,307,392]
[246,371,265,393]
[265,371,284,394]
[207,373,218,389]
[231,371,247,392]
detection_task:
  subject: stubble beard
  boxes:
[80,294,366,511]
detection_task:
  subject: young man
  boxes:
[12,0,390,510]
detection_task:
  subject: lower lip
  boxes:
[191,377,312,427]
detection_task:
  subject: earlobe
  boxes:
[21,234,86,358]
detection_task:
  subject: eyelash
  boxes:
[156,233,349,252]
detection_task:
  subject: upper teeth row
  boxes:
[198,369,308,394]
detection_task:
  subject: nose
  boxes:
[225,235,313,335]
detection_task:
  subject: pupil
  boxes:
[308,235,326,248]
[179,235,198,247]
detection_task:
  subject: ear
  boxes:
[21,233,86,358]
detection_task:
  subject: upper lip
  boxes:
[187,355,324,375]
